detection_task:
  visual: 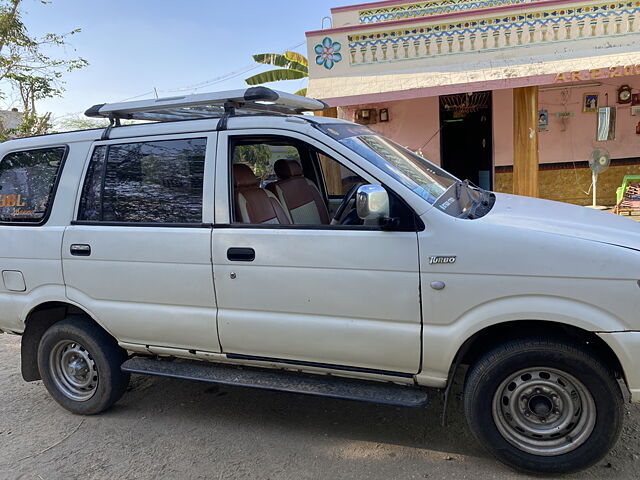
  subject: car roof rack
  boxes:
[84,87,328,124]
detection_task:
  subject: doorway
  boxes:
[439,91,493,190]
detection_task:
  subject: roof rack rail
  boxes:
[84,87,328,123]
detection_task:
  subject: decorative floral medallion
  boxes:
[315,37,342,69]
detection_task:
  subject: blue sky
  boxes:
[18,0,355,119]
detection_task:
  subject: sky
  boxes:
[15,0,355,120]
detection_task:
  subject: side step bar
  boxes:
[122,357,428,408]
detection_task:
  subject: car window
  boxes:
[0,146,66,224]
[228,135,417,229]
[78,138,206,224]
[230,138,309,225]
[316,123,456,204]
[317,152,363,197]
[233,141,301,189]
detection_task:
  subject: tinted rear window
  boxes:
[0,147,66,223]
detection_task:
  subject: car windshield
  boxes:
[316,123,457,204]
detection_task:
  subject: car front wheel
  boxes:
[464,338,623,474]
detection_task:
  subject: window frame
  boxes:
[73,133,215,228]
[0,144,69,227]
[220,130,421,232]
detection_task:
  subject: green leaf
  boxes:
[252,53,289,67]
[251,53,307,74]
[293,88,307,97]
[285,51,308,68]
[244,68,307,85]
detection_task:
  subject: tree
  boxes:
[233,144,272,182]
[55,113,137,133]
[244,51,308,97]
[0,0,87,140]
[55,113,109,132]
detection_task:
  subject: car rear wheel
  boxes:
[464,338,623,474]
[37,316,130,415]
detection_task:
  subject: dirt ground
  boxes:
[1,334,639,480]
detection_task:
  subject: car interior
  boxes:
[229,136,421,230]
[230,136,364,225]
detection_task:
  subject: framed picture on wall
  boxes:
[538,109,549,131]
[583,93,599,113]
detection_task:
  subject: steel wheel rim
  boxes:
[49,340,98,401]
[492,367,596,456]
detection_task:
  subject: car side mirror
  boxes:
[356,185,390,222]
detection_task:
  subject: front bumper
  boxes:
[597,331,640,402]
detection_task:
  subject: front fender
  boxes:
[416,294,627,387]
[597,332,640,402]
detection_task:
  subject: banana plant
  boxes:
[244,51,308,97]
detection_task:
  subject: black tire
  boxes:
[37,316,130,415]
[464,337,623,475]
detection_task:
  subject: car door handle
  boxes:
[227,247,255,262]
[70,244,91,256]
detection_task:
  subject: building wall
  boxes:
[538,76,640,164]
[0,110,22,133]
[492,75,640,204]
[492,89,514,167]
[491,76,640,166]
[339,74,640,205]
[339,75,640,170]
[495,161,640,205]
[338,96,441,164]
[307,0,640,102]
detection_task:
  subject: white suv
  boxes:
[0,88,638,474]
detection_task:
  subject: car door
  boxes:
[212,129,422,375]
[62,133,220,352]
[0,145,70,333]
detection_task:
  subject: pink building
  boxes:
[305,0,640,205]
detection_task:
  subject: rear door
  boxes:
[0,145,69,332]
[62,133,220,352]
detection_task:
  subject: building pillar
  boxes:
[512,86,539,197]
[314,107,343,193]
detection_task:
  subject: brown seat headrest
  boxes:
[274,159,303,179]
[233,164,259,188]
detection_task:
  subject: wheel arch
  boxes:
[21,301,111,382]
[454,320,627,386]
[437,319,629,428]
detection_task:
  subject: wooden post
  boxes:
[512,86,539,197]
[315,107,344,194]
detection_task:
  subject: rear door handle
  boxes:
[70,244,91,256]
[227,247,255,262]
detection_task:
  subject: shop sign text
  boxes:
[555,65,640,83]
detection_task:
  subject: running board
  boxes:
[121,357,428,408]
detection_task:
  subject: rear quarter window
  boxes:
[0,146,66,224]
